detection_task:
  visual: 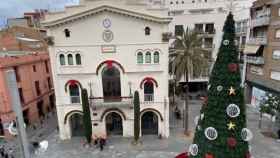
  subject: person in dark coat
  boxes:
[99,138,106,151]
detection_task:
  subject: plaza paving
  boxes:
[29,100,280,158]
[5,100,280,158]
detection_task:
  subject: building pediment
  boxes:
[42,4,172,28]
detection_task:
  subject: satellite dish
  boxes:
[8,121,17,136]
[7,121,27,136]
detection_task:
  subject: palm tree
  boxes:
[169,28,209,135]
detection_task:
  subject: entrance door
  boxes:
[37,101,44,118]
[141,112,158,135]
[23,109,29,126]
[70,113,84,137]
[102,67,121,102]
[106,112,123,135]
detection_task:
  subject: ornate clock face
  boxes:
[103,18,111,28]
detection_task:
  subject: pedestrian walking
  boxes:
[99,138,105,151]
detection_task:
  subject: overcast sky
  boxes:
[0,0,79,28]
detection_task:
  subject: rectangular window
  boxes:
[205,23,215,34]
[273,50,280,60]
[33,65,36,72]
[278,8,280,16]
[45,61,49,73]
[236,22,241,33]
[204,38,213,48]
[47,77,52,89]
[14,66,20,82]
[271,71,280,81]
[18,88,25,103]
[194,24,203,33]
[241,36,246,45]
[35,81,41,96]
[175,25,184,36]
[276,29,280,38]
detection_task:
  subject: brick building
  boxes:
[0,26,48,52]
[244,0,280,107]
[0,53,54,139]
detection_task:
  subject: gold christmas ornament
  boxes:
[228,86,236,96]
[227,122,236,130]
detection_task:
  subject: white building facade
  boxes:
[166,0,254,96]
[43,0,172,140]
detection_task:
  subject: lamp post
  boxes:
[5,70,30,158]
[128,81,132,96]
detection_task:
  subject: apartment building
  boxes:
[244,0,280,107]
[0,53,54,139]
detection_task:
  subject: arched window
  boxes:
[145,27,151,35]
[144,82,154,101]
[59,54,65,65]
[145,52,151,63]
[68,54,73,65]
[69,84,80,103]
[137,52,143,64]
[154,51,159,63]
[75,54,82,65]
[64,29,70,38]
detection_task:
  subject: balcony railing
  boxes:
[246,56,265,65]
[71,96,81,104]
[250,16,270,28]
[247,37,267,45]
[144,94,154,102]
[90,96,133,108]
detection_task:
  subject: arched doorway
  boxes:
[141,111,158,135]
[105,112,123,135]
[102,67,121,102]
[70,113,84,137]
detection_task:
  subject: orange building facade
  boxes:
[0,53,54,139]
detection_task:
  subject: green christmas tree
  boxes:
[189,13,252,158]
[81,89,92,144]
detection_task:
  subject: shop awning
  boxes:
[244,44,261,54]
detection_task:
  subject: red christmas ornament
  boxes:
[175,152,189,158]
[228,63,238,72]
[205,153,214,158]
[245,152,251,158]
[227,137,237,148]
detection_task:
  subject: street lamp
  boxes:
[128,81,132,96]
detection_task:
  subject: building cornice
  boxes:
[42,5,172,28]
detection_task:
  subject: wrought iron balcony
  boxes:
[247,37,267,45]
[90,96,133,108]
[70,96,81,104]
[144,94,154,102]
[250,16,270,28]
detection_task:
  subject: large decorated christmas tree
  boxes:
[188,12,253,158]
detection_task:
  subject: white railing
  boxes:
[246,56,265,65]
[251,16,270,28]
[247,37,267,45]
[70,96,81,104]
[90,96,133,108]
[144,94,154,102]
